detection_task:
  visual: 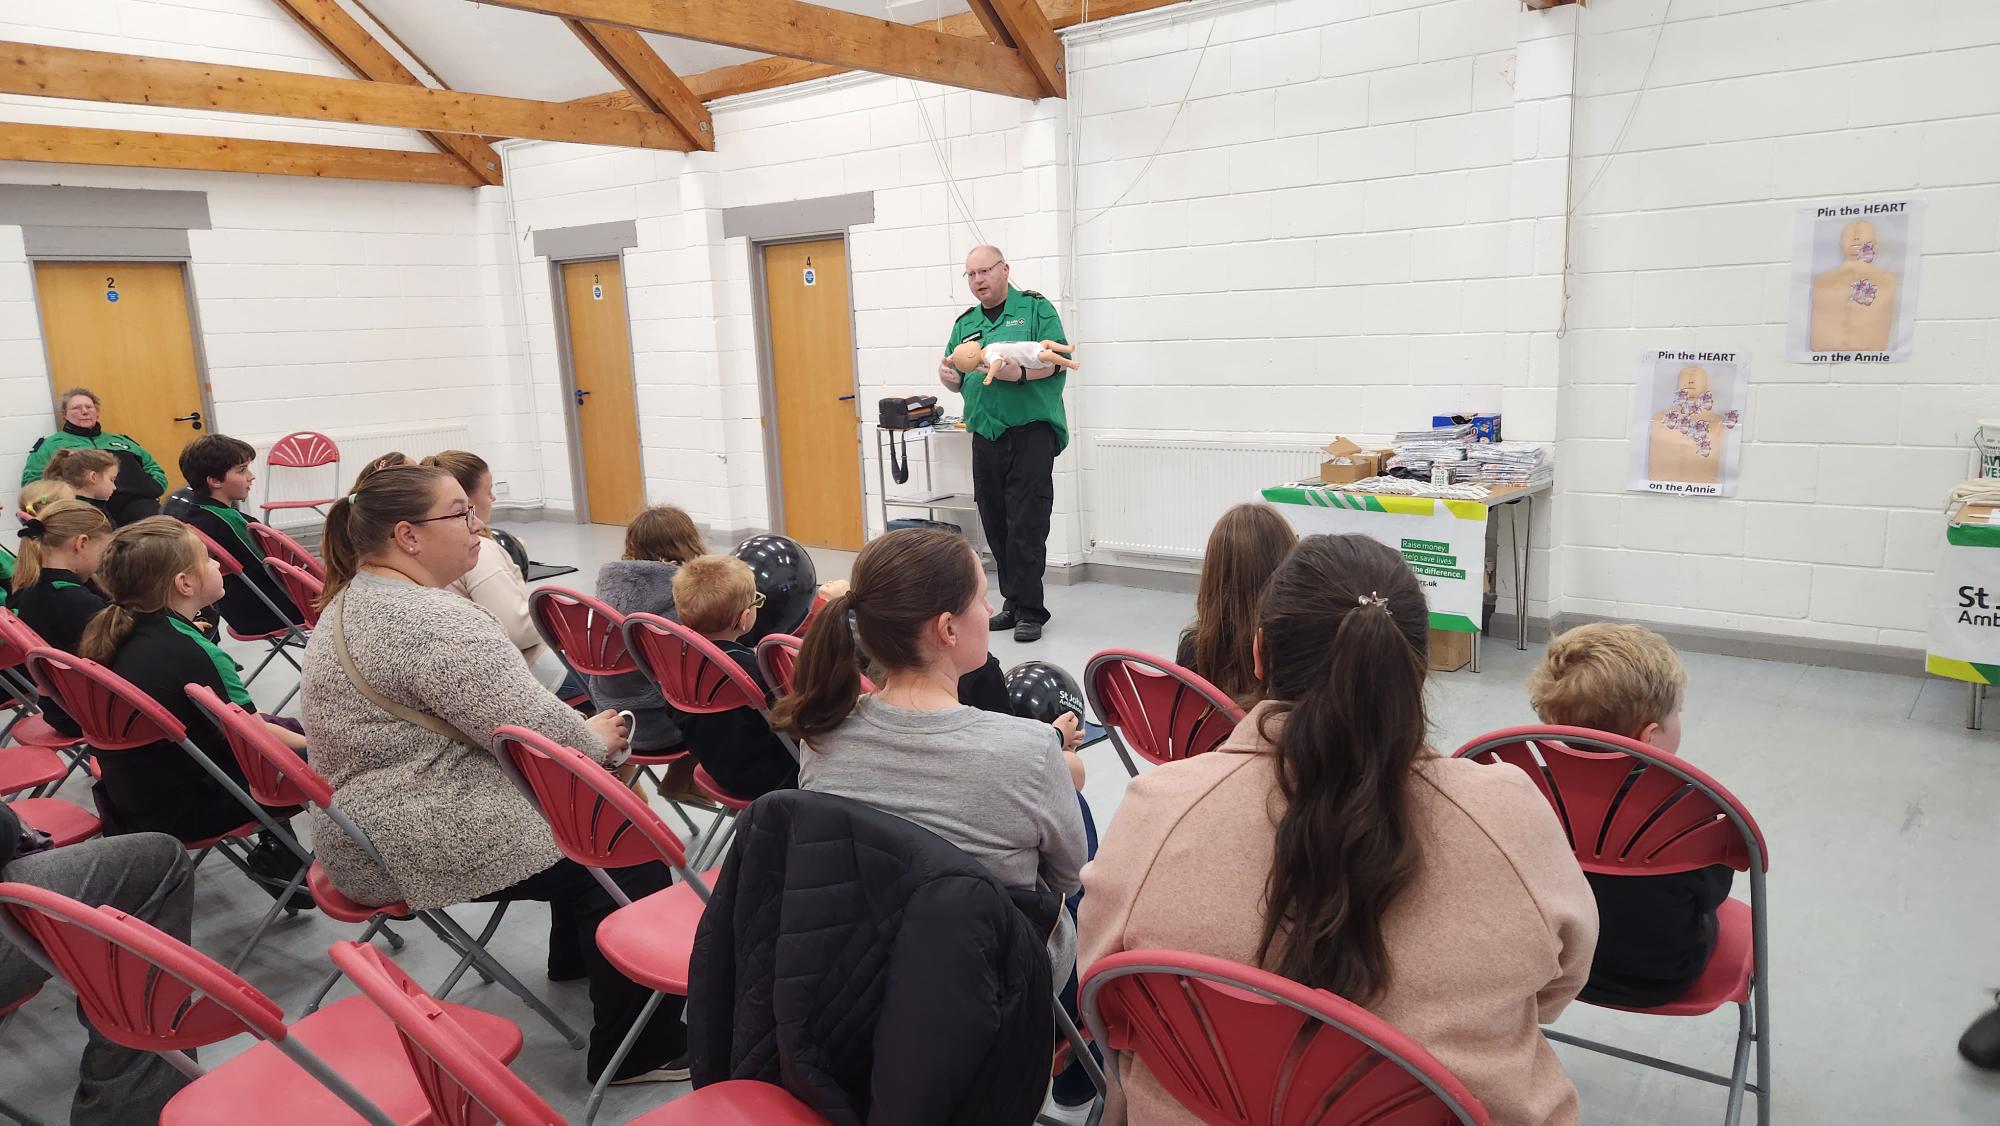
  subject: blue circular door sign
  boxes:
[106,289,119,303]
[592,284,603,301]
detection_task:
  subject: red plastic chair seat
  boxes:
[160,994,523,1126]
[8,714,82,750]
[1597,897,1753,1017]
[629,1080,827,1125]
[691,765,752,811]
[308,863,411,926]
[595,870,719,995]
[628,748,688,767]
[259,499,337,512]
[0,747,65,795]
[10,799,101,847]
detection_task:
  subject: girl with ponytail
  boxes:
[76,518,311,894]
[42,447,121,516]
[8,499,112,735]
[1078,534,1597,1126]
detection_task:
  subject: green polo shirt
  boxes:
[944,286,1069,451]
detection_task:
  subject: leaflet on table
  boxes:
[1786,197,1925,364]
[1629,350,1746,498]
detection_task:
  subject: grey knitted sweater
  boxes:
[588,559,683,752]
[300,571,606,911]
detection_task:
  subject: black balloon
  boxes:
[1004,660,1085,726]
[490,528,532,581]
[733,533,819,643]
[160,485,199,522]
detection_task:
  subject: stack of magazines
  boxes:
[1465,442,1553,488]
[1384,423,1473,478]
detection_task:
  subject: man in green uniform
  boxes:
[940,245,1068,643]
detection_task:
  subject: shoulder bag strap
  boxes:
[328,594,485,750]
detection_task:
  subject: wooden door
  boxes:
[560,258,645,526]
[761,238,862,551]
[34,262,207,473]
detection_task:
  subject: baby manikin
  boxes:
[950,338,1079,385]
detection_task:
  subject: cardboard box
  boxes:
[1320,437,1383,485]
[1428,628,1473,672]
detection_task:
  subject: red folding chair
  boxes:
[330,940,826,1126]
[1454,726,1770,1126]
[258,431,341,518]
[183,523,307,709]
[1084,649,1244,777]
[1081,949,1491,1126]
[753,633,803,696]
[0,882,524,1126]
[0,606,88,764]
[623,612,795,869]
[180,684,584,1046]
[249,520,326,581]
[496,725,717,1125]
[264,557,325,630]
[25,647,308,967]
[528,587,708,837]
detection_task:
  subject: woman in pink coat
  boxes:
[1077,534,1598,1125]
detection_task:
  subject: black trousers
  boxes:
[972,422,1057,625]
[475,858,685,1081]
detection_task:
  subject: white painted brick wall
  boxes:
[1561,0,2000,648]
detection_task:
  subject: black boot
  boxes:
[242,833,315,912]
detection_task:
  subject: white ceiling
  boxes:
[356,0,975,102]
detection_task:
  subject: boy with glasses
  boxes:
[670,555,798,799]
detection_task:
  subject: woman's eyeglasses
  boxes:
[408,507,476,531]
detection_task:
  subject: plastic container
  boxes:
[1979,420,2000,479]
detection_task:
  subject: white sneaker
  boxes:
[608,1059,690,1086]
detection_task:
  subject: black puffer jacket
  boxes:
[687,790,1055,1126]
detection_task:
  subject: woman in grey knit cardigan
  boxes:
[297,464,687,1085]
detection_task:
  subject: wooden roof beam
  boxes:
[965,0,1066,98]
[476,0,1045,101]
[0,40,692,150]
[265,0,502,183]
[565,20,715,150]
[0,121,485,186]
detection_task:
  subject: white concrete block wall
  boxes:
[1559,0,1999,649]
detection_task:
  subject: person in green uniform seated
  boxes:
[8,499,113,736]
[79,518,309,900]
[21,388,169,526]
[939,245,1070,644]
[0,541,14,608]
[178,433,304,638]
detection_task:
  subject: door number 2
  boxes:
[105,276,120,304]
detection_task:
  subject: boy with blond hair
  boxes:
[1527,622,1733,1008]
[669,555,798,799]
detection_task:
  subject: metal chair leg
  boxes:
[433,903,508,997]
[583,990,666,1126]
[425,908,586,1050]
[222,843,308,971]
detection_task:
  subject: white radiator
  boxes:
[250,421,472,532]
[1087,437,1326,561]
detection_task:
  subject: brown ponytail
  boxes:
[80,517,207,663]
[1191,502,1297,704]
[11,498,111,592]
[42,447,117,488]
[770,528,980,741]
[1253,534,1430,1004]
[348,451,411,493]
[318,464,451,607]
[623,505,705,565]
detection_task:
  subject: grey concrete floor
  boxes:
[4,517,1999,1123]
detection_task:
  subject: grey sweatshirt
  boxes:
[798,695,1087,894]
[590,558,684,752]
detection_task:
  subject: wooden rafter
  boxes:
[565,20,715,150]
[0,41,692,150]
[966,0,1066,98]
[572,0,1182,109]
[0,122,484,186]
[477,0,1045,101]
[265,0,502,184]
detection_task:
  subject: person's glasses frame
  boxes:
[408,507,477,531]
[963,263,1006,281]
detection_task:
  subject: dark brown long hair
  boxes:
[770,528,979,741]
[1191,503,1296,702]
[1253,534,1430,1004]
[318,465,451,607]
